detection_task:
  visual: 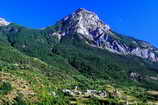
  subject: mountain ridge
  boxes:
[0,8,158,62]
[47,8,158,62]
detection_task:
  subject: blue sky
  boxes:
[1,0,158,46]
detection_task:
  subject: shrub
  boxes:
[0,81,12,96]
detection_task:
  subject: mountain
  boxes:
[51,8,158,62]
[0,8,158,104]
[0,18,10,26]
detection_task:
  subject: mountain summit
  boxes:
[0,18,10,26]
[51,8,158,62]
[56,8,111,40]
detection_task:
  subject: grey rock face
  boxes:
[129,72,144,81]
[52,8,158,62]
[131,47,158,61]
[57,8,111,40]
[0,18,10,26]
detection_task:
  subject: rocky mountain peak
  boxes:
[57,8,111,40]
[51,8,158,62]
[75,8,90,13]
[0,18,10,26]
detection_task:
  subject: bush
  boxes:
[0,81,12,96]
